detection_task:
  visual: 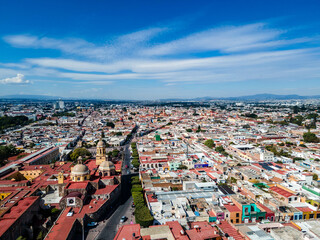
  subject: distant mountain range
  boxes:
[222,94,320,101]
[161,94,320,101]
[1,93,320,101]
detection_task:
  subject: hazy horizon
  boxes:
[1,0,320,99]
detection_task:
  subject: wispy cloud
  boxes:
[0,73,30,84]
[3,27,167,60]
[1,20,320,88]
[142,23,313,56]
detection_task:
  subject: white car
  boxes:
[67,211,74,217]
[120,216,127,223]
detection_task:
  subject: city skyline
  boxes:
[1,0,320,99]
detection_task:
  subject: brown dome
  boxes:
[97,139,106,148]
[99,160,115,171]
[72,164,89,175]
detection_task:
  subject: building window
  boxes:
[245,207,249,215]
[236,219,239,223]
[310,214,314,219]
[236,213,239,217]
[77,177,80,181]
[303,215,306,219]
[231,220,233,223]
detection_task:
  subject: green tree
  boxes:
[29,142,35,148]
[16,236,27,240]
[215,146,228,156]
[132,150,139,158]
[230,177,237,184]
[307,113,318,119]
[244,113,258,119]
[135,205,154,227]
[186,129,192,132]
[313,174,318,181]
[0,144,22,166]
[106,122,115,128]
[177,164,188,170]
[131,178,154,227]
[36,230,43,240]
[293,157,305,163]
[112,149,120,158]
[289,115,303,126]
[132,159,140,168]
[70,148,92,162]
[303,131,319,143]
[131,176,140,185]
[0,115,31,131]
[51,208,60,215]
[131,184,143,193]
[53,111,75,117]
[204,139,215,149]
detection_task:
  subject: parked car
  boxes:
[87,222,98,227]
[66,211,73,217]
[120,216,127,223]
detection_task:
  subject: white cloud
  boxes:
[1,20,320,88]
[3,27,167,61]
[142,23,313,56]
[0,74,30,84]
[24,47,320,75]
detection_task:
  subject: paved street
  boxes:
[86,133,138,240]
[92,196,135,240]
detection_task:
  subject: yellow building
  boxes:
[0,192,11,201]
[19,169,44,180]
[96,138,107,166]
[70,157,90,182]
[99,160,115,176]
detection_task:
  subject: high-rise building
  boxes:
[59,100,65,109]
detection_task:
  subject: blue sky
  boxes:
[0,0,320,99]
